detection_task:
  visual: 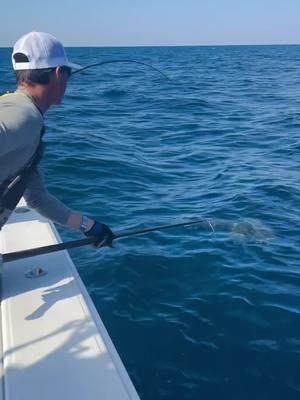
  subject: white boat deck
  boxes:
[0,200,140,400]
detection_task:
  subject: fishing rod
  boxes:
[2,218,207,263]
[71,59,171,81]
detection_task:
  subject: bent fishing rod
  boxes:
[2,218,208,263]
[71,59,171,81]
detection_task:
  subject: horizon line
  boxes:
[0,42,300,49]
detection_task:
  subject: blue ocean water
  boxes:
[1,45,300,399]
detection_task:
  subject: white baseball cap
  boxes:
[12,31,82,71]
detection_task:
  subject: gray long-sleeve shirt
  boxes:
[0,91,73,226]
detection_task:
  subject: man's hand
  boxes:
[84,220,115,248]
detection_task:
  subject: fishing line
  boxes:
[71,59,172,81]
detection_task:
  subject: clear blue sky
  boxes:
[1,0,300,47]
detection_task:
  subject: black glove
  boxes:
[84,220,115,248]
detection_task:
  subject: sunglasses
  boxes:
[41,66,72,78]
[59,66,72,78]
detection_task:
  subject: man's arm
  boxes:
[23,167,115,247]
[23,167,93,230]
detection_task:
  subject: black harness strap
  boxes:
[0,126,45,215]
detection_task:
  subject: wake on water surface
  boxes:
[188,218,273,241]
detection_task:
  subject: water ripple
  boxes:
[2,45,300,400]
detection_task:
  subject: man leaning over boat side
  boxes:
[0,31,114,247]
